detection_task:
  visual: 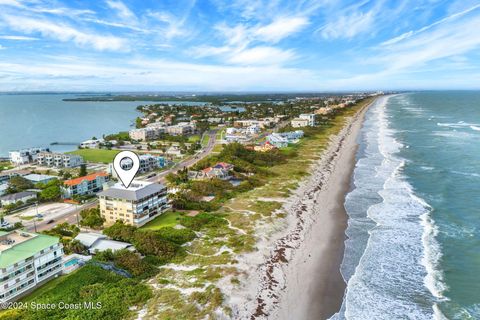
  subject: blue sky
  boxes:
[1,0,480,91]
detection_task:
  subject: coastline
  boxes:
[227,98,374,319]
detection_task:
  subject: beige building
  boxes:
[98,180,168,227]
[291,118,310,128]
[129,128,157,141]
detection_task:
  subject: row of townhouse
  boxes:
[37,152,83,168]
[8,148,49,166]
[0,230,63,303]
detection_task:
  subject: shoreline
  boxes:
[227,99,374,319]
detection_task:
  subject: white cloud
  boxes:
[319,10,375,40]
[105,0,136,21]
[0,57,321,91]
[191,15,308,65]
[253,16,309,43]
[227,46,296,65]
[0,14,129,51]
[0,35,38,40]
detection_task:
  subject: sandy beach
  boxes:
[227,99,374,319]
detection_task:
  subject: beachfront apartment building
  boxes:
[36,152,83,168]
[61,172,110,199]
[9,148,48,166]
[266,131,304,148]
[0,230,63,302]
[98,180,168,227]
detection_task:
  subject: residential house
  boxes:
[189,162,234,180]
[0,191,37,206]
[62,172,110,199]
[98,181,168,227]
[74,232,134,255]
[23,174,57,185]
[0,230,63,302]
[254,141,277,152]
[79,139,104,149]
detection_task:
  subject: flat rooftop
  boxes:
[98,180,166,201]
[0,230,59,268]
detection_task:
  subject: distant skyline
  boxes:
[1,0,480,91]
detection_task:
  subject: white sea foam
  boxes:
[470,125,480,131]
[338,94,447,320]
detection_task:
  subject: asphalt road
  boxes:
[25,201,98,232]
[146,129,218,183]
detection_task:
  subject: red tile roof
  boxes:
[64,172,109,187]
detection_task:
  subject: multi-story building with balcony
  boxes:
[98,180,168,227]
[36,152,83,168]
[9,148,48,166]
[61,172,110,199]
[0,230,63,302]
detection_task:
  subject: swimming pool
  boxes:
[64,258,79,267]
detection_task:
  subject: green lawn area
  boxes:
[216,129,225,140]
[201,133,210,147]
[187,135,201,143]
[141,211,182,230]
[68,149,119,164]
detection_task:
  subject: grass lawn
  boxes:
[68,148,119,164]
[188,135,201,143]
[201,133,210,147]
[141,210,182,230]
[216,128,225,140]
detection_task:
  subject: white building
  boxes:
[79,139,104,149]
[37,152,83,168]
[0,191,37,206]
[0,230,63,302]
[74,232,135,255]
[299,113,316,126]
[9,148,48,166]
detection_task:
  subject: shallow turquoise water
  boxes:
[337,92,480,319]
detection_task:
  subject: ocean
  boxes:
[334,92,480,319]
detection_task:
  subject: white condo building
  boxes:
[9,148,48,166]
[0,230,63,302]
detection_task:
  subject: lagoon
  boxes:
[0,94,143,156]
